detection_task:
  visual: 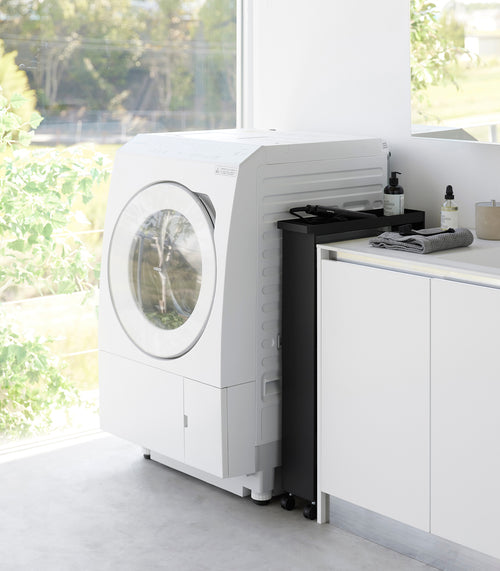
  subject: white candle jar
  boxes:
[476,200,500,240]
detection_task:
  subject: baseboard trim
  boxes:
[330,497,500,571]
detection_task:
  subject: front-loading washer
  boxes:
[99,129,388,502]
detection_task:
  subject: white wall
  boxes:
[248,0,500,227]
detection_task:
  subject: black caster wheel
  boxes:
[143,453,151,460]
[252,498,270,506]
[280,494,296,511]
[303,503,317,520]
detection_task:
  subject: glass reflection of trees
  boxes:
[130,210,202,330]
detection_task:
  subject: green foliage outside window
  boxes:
[0,50,111,440]
[410,0,477,119]
[0,0,236,120]
[411,0,460,97]
[0,322,78,438]
[0,40,38,143]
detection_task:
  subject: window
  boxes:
[0,0,236,446]
[411,0,500,143]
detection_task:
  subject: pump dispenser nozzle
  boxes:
[389,171,402,186]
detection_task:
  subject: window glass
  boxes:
[411,0,500,143]
[0,0,236,445]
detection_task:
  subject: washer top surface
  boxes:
[169,128,371,145]
[119,129,386,165]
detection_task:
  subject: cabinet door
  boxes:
[184,378,228,478]
[431,279,500,559]
[99,351,185,462]
[319,260,430,531]
[183,380,256,479]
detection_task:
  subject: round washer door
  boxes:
[108,182,216,358]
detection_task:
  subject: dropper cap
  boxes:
[445,185,454,199]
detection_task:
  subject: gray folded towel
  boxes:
[369,228,474,254]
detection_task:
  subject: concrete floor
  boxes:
[0,433,439,571]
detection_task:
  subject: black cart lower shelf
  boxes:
[277,208,426,519]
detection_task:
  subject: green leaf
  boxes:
[78,177,93,194]
[25,181,40,193]
[9,93,28,109]
[62,180,75,195]
[8,344,27,362]
[29,112,43,129]
[42,223,53,239]
[27,233,39,245]
[8,239,26,252]
[0,112,21,132]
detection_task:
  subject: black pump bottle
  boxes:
[383,171,404,216]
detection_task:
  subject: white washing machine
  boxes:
[99,129,388,502]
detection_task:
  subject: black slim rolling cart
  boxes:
[277,207,426,519]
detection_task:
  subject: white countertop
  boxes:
[319,230,500,288]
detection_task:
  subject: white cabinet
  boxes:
[318,251,500,560]
[99,352,186,462]
[319,260,430,531]
[100,352,256,479]
[184,378,227,477]
[184,378,256,479]
[431,279,500,559]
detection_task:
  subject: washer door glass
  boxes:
[109,182,216,358]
